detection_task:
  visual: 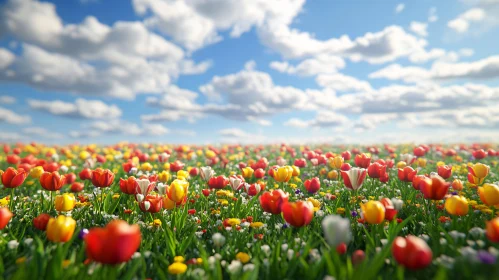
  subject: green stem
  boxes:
[40,191,44,212]
[50,191,54,212]
[9,188,15,211]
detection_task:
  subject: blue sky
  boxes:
[1,0,499,145]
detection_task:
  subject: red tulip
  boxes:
[122,161,135,173]
[139,195,163,213]
[6,154,20,164]
[380,198,397,221]
[260,190,289,214]
[294,158,307,168]
[202,189,211,197]
[33,213,51,231]
[419,175,450,200]
[281,201,314,227]
[70,182,84,192]
[0,208,13,229]
[79,168,92,180]
[65,173,76,184]
[473,149,487,160]
[91,168,115,188]
[354,153,371,168]
[85,220,141,264]
[340,163,351,171]
[352,250,365,265]
[208,175,229,189]
[1,167,28,188]
[437,165,452,179]
[120,177,139,195]
[341,151,351,160]
[304,177,321,194]
[189,167,199,177]
[17,163,33,172]
[367,162,385,179]
[413,146,426,157]
[169,160,185,172]
[245,182,264,196]
[392,236,432,270]
[398,166,417,182]
[43,162,59,172]
[40,171,66,191]
[254,168,265,179]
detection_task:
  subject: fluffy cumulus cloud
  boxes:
[410,21,428,37]
[284,111,349,128]
[70,120,170,138]
[23,127,64,139]
[448,8,486,33]
[0,95,16,104]
[27,98,122,119]
[269,55,345,76]
[0,0,210,99]
[132,0,306,51]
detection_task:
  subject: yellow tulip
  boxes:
[177,170,189,180]
[328,170,338,179]
[158,171,171,183]
[444,196,469,216]
[274,166,293,183]
[30,166,44,179]
[361,201,385,224]
[46,215,76,243]
[396,161,407,169]
[468,163,490,186]
[478,184,499,206]
[140,162,153,172]
[242,167,254,179]
[291,165,300,177]
[329,156,344,169]
[168,179,189,203]
[55,193,76,212]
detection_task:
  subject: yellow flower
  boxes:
[218,199,229,206]
[291,165,300,177]
[289,183,297,189]
[242,167,254,179]
[444,196,469,216]
[274,166,293,182]
[396,161,406,169]
[361,201,385,224]
[307,197,321,212]
[336,208,345,214]
[0,197,8,207]
[327,170,338,180]
[158,171,171,183]
[168,262,187,274]
[141,162,153,172]
[30,166,44,179]
[250,222,264,228]
[168,179,189,203]
[205,150,216,159]
[225,218,241,226]
[177,170,189,180]
[236,252,251,264]
[436,161,445,167]
[329,156,344,169]
[46,215,76,243]
[151,219,162,227]
[174,256,185,263]
[54,193,76,212]
[417,158,427,168]
[16,257,26,264]
[163,163,170,170]
[79,151,90,160]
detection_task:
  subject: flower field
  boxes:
[1,142,499,279]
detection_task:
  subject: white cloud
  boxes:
[369,55,499,82]
[133,0,306,51]
[27,98,122,119]
[316,73,373,92]
[0,107,31,124]
[0,132,22,141]
[0,95,16,104]
[409,21,428,37]
[395,3,405,14]
[0,0,210,100]
[284,111,349,128]
[219,128,248,138]
[448,8,486,33]
[0,48,15,69]
[269,54,345,76]
[23,127,64,139]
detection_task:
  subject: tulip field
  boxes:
[1,143,499,279]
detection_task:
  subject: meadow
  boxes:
[0,142,498,279]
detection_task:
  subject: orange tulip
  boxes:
[478,184,499,206]
[281,201,313,227]
[0,208,13,229]
[419,175,450,200]
[486,217,499,242]
[91,168,115,188]
[40,171,66,191]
